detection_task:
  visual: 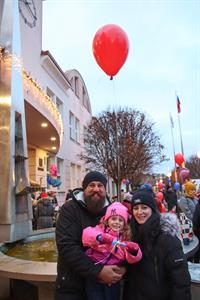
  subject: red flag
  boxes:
[177,96,181,113]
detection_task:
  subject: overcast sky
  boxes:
[42,0,200,174]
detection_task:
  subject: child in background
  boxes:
[82,202,142,300]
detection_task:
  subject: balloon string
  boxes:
[111,79,120,201]
[111,78,119,109]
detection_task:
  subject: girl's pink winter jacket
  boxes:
[82,224,142,265]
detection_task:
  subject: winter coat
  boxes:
[192,201,200,261]
[35,197,54,229]
[179,195,198,220]
[55,189,110,300]
[164,190,177,211]
[123,213,191,300]
[82,225,142,265]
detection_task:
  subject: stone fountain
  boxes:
[0,0,32,243]
[0,2,56,299]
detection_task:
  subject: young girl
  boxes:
[82,202,142,300]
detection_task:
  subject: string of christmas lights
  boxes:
[0,47,63,142]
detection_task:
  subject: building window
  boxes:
[57,157,63,190]
[70,78,74,88]
[69,111,80,143]
[46,87,55,102]
[46,87,63,115]
[69,112,74,140]
[75,118,80,142]
[56,97,63,118]
[70,163,81,188]
[75,76,79,98]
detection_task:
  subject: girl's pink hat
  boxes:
[104,202,128,224]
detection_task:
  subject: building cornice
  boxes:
[41,50,71,88]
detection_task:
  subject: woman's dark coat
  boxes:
[123,213,191,300]
[164,189,177,211]
[192,201,200,262]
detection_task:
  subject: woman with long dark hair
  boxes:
[123,191,191,300]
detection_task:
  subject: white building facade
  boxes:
[19,0,92,204]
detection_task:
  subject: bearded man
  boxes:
[55,171,124,300]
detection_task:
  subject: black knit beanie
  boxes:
[82,171,107,190]
[132,191,156,211]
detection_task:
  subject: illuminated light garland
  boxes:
[0,47,3,60]
[0,47,63,144]
[0,47,22,72]
[23,70,63,143]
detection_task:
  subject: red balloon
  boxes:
[175,153,184,166]
[158,202,167,213]
[158,182,164,191]
[93,24,129,78]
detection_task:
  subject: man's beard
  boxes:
[84,192,106,214]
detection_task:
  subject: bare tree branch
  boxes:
[186,155,200,178]
[80,107,166,189]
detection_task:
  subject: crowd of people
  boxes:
[54,170,200,300]
[31,191,59,230]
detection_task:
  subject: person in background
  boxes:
[55,171,125,300]
[35,192,54,229]
[82,202,142,300]
[139,183,154,195]
[179,181,198,220]
[50,191,58,206]
[155,191,167,213]
[31,193,38,230]
[123,190,191,300]
[164,184,178,213]
[122,192,133,215]
[65,189,73,202]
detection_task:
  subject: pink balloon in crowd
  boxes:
[179,168,190,183]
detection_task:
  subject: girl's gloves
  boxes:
[96,233,114,244]
[96,234,139,252]
[125,241,139,252]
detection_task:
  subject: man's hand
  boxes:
[115,265,126,276]
[97,265,123,284]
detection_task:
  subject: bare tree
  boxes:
[185,155,200,178]
[80,108,165,193]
